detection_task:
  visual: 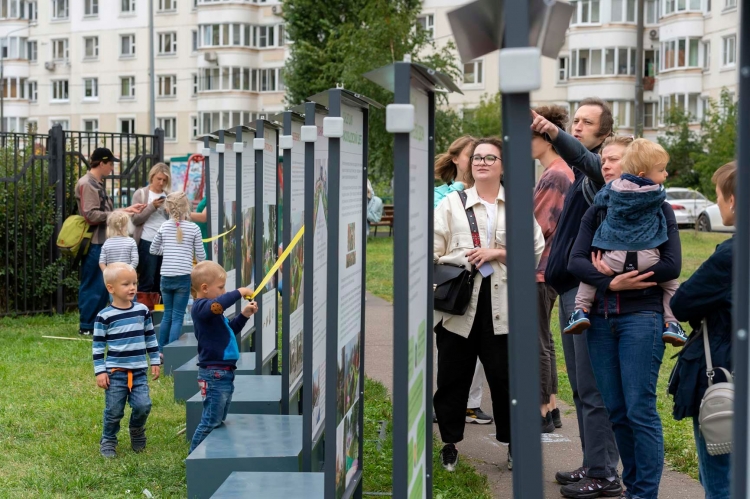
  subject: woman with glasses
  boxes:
[433,137,545,472]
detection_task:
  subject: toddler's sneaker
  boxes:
[130,426,147,453]
[100,440,117,458]
[564,309,590,334]
[663,322,687,346]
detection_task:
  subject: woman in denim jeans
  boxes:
[150,192,206,350]
[567,137,683,499]
[669,162,735,499]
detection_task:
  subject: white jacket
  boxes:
[434,186,545,337]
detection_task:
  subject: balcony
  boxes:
[644,76,655,91]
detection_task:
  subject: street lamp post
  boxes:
[0,23,30,133]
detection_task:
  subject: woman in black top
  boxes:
[669,162,735,499]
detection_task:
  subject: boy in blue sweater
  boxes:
[94,262,161,458]
[188,261,257,453]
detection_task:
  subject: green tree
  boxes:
[460,92,502,139]
[282,0,461,186]
[692,89,737,199]
[657,106,703,189]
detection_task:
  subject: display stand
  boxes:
[365,60,460,499]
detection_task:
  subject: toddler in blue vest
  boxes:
[188,261,257,453]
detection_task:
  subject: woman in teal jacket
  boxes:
[434,135,476,208]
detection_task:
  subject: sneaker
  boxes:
[663,322,688,346]
[440,443,458,472]
[466,407,493,424]
[542,411,555,433]
[551,408,563,428]
[79,328,93,336]
[564,309,590,334]
[507,449,513,470]
[100,440,117,458]
[555,466,587,485]
[560,476,623,498]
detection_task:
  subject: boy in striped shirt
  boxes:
[93,262,161,458]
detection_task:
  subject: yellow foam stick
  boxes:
[202,225,236,243]
[247,225,305,300]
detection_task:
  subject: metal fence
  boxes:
[0,125,164,317]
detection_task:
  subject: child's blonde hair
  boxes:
[620,138,670,176]
[166,191,191,243]
[103,262,136,285]
[191,261,226,293]
[106,210,131,238]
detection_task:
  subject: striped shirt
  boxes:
[99,236,139,268]
[92,303,160,375]
[149,220,206,276]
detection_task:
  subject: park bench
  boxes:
[370,204,394,237]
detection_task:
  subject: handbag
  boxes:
[433,191,480,315]
[698,320,734,456]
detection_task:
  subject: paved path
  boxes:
[364,292,705,498]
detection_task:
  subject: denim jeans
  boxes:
[101,368,152,444]
[693,417,731,498]
[159,274,192,350]
[587,312,666,499]
[189,368,235,453]
[137,239,161,293]
[79,243,110,330]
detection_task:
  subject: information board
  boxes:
[221,139,237,299]
[288,118,305,393]
[239,129,256,338]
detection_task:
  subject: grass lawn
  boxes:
[367,230,732,481]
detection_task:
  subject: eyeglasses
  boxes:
[471,154,500,166]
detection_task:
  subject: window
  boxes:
[158,117,177,141]
[27,80,37,101]
[725,0,736,9]
[557,56,569,82]
[0,36,28,59]
[702,41,710,69]
[1,77,28,99]
[417,14,434,38]
[27,1,37,21]
[51,0,68,19]
[664,0,702,14]
[192,30,198,52]
[121,0,135,12]
[27,40,36,62]
[84,36,98,59]
[192,73,198,95]
[158,0,175,10]
[660,37,701,70]
[2,117,28,133]
[250,68,283,91]
[570,47,635,77]
[722,35,736,66]
[83,119,98,132]
[52,38,68,61]
[706,0,711,12]
[120,34,136,57]
[84,0,97,16]
[120,76,135,99]
[645,0,659,23]
[570,0,600,24]
[660,92,703,122]
[158,75,176,97]
[258,25,274,47]
[51,79,69,101]
[611,0,636,22]
[158,32,177,55]
[463,59,483,85]
[644,102,657,128]
[51,119,69,130]
[83,77,98,99]
[120,118,135,134]
[190,115,199,140]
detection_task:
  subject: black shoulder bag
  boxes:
[434,191,481,315]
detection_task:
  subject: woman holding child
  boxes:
[566,138,683,499]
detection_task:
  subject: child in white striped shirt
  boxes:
[150,191,206,350]
[99,211,139,271]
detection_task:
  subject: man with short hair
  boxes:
[531,98,621,498]
[76,148,144,335]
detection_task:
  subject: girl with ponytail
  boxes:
[150,191,206,349]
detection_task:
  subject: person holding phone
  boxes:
[131,163,172,293]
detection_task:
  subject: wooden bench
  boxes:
[370,204,394,237]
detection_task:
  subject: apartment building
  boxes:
[0,0,287,158]
[420,0,740,141]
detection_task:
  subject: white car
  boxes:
[697,204,735,233]
[665,188,712,226]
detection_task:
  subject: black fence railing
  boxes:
[0,125,164,317]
